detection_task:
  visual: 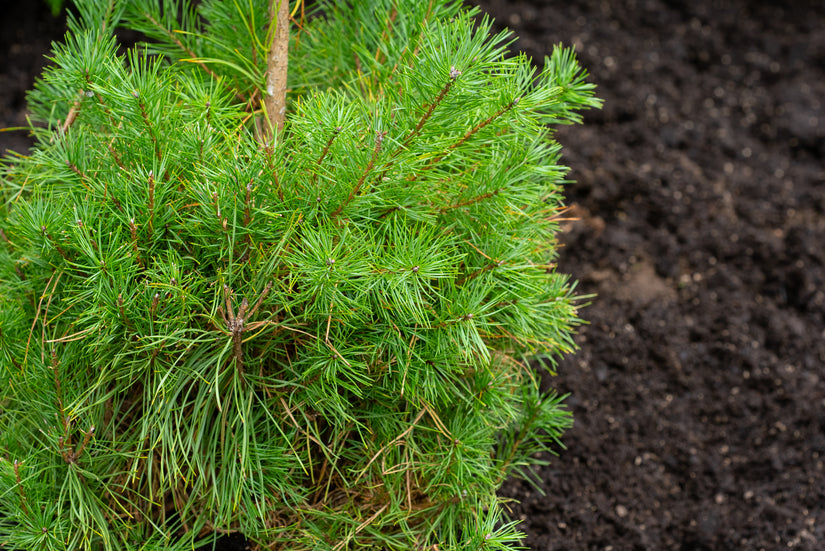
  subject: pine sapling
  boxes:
[0,0,601,549]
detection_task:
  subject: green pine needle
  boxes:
[0,0,600,549]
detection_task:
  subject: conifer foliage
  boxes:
[0,0,599,549]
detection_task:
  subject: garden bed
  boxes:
[3,1,824,549]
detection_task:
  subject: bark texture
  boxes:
[264,0,290,140]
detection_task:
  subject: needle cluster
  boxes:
[0,1,600,549]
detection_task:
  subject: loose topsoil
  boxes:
[2,2,824,550]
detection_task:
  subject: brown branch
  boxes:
[455,260,499,286]
[311,126,342,186]
[221,282,272,376]
[147,171,155,235]
[454,240,504,286]
[400,67,461,151]
[452,97,519,150]
[70,426,95,463]
[150,292,160,318]
[440,187,502,214]
[118,293,137,332]
[128,219,144,269]
[263,0,291,141]
[50,350,94,464]
[13,460,29,514]
[40,226,71,262]
[330,131,386,218]
[246,281,273,319]
[135,94,162,161]
[106,142,125,170]
[367,67,462,190]
[65,161,92,192]
[61,97,82,134]
[417,98,520,181]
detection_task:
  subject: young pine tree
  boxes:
[0,1,600,549]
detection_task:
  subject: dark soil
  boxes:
[0,1,65,155]
[3,2,824,550]
[475,1,825,550]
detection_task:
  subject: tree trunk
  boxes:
[264,0,290,141]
